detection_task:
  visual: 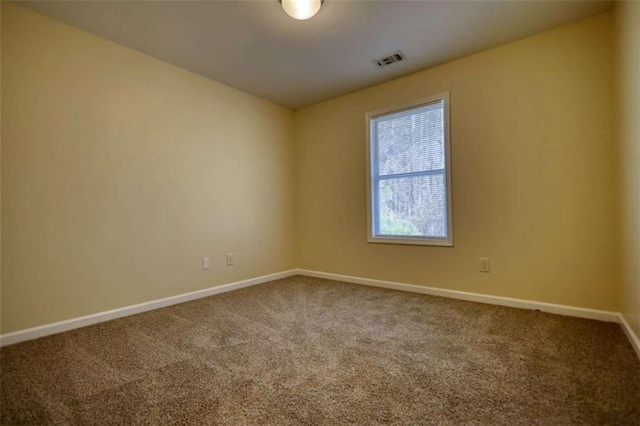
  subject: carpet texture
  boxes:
[1,275,639,425]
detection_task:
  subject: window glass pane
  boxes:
[378,174,446,238]
[376,102,444,176]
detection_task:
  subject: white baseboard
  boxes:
[618,314,640,359]
[296,269,640,360]
[295,269,640,359]
[295,269,620,323]
[3,268,638,361]
[0,270,297,347]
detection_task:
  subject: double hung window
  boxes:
[366,93,453,246]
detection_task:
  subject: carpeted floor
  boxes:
[1,275,639,425]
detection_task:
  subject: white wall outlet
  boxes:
[479,257,491,273]
[202,257,210,270]
[226,253,234,266]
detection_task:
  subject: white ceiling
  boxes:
[19,0,613,109]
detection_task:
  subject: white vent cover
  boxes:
[373,51,407,68]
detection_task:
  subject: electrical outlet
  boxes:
[226,253,234,266]
[202,257,210,270]
[479,258,491,273]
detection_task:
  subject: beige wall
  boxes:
[1,4,630,336]
[1,3,295,333]
[615,1,640,337]
[295,13,619,311]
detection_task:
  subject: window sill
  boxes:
[367,236,453,247]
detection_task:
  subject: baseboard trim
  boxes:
[618,314,640,359]
[0,269,297,347]
[295,269,620,323]
[4,268,637,361]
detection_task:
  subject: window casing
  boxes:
[366,93,453,246]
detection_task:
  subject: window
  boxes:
[366,93,453,246]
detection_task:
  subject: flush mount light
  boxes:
[280,0,324,20]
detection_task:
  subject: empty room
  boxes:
[1,0,639,424]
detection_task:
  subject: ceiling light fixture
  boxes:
[280,0,324,20]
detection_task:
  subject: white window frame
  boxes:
[365,92,453,246]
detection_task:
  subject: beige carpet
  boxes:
[1,275,639,425]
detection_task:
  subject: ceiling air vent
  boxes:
[373,50,407,68]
